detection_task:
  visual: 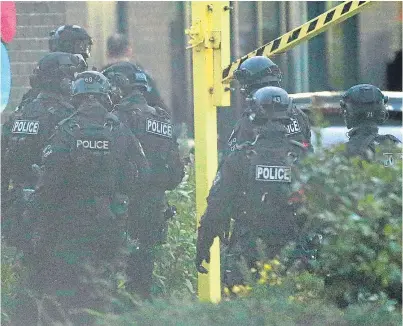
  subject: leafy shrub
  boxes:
[294,144,402,307]
[152,162,197,297]
[1,244,25,325]
[93,287,401,326]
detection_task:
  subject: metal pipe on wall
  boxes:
[256,1,264,47]
[287,1,309,93]
[184,1,194,135]
[230,0,242,118]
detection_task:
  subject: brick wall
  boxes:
[4,1,115,120]
[6,2,67,113]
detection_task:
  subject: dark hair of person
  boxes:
[107,33,129,57]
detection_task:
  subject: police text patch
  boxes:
[255,165,291,182]
[12,120,40,134]
[146,119,172,138]
[76,140,110,150]
[285,118,301,135]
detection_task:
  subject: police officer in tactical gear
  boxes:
[1,52,87,247]
[228,56,312,155]
[49,25,93,60]
[16,71,148,325]
[103,33,169,110]
[196,87,308,286]
[341,84,401,162]
[16,25,92,112]
[103,62,184,298]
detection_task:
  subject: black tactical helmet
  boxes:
[72,71,113,109]
[30,52,87,94]
[49,25,93,60]
[233,56,282,95]
[72,71,112,96]
[248,86,291,124]
[102,62,149,98]
[340,84,388,129]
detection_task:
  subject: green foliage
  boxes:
[1,245,25,325]
[295,144,402,307]
[93,287,401,326]
[153,163,198,297]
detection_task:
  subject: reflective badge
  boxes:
[12,120,40,134]
[43,145,53,158]
[382,153,402,167]
[146,119,172,138]
[76,140,110,150]
[255,165,291,182]
[285,118,301,135]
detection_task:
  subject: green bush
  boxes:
[93,288,401,326]
[153,162,197,297]
[293,144,402,307]
[1,244,25,325]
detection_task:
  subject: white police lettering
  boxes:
[146,119,172,138]
[286,118,301,135]
[12,120,40,135]
[76,140,109,150]
[255,165,291,182]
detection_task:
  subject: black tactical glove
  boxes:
[195,226,214,274]
[164,204,177,220]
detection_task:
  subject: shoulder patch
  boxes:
[43,144,53,158]
[255,165,291,182]
[12,120,40,134]
[146,118,172,138]
[285,118,301,135]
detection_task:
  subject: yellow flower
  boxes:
[263,264,272,271]
[232,286,241,294]
[272,259,280,266]
[258,278,266,285]
[224,287,230,296]
[259,270,267,279]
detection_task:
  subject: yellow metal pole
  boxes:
[186,1,230,302]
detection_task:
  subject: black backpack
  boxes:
[60,112,121,195]
[238,131,303,240]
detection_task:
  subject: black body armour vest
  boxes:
[60,102,120,196]
[114,94,183,191]
[236,127,302,240]
[5,93,75,186]
[227,106,311,154]
[346,125,401,166]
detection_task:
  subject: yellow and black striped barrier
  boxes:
[222,0,373,83]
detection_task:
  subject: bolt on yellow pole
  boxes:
[186,1,230,302]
